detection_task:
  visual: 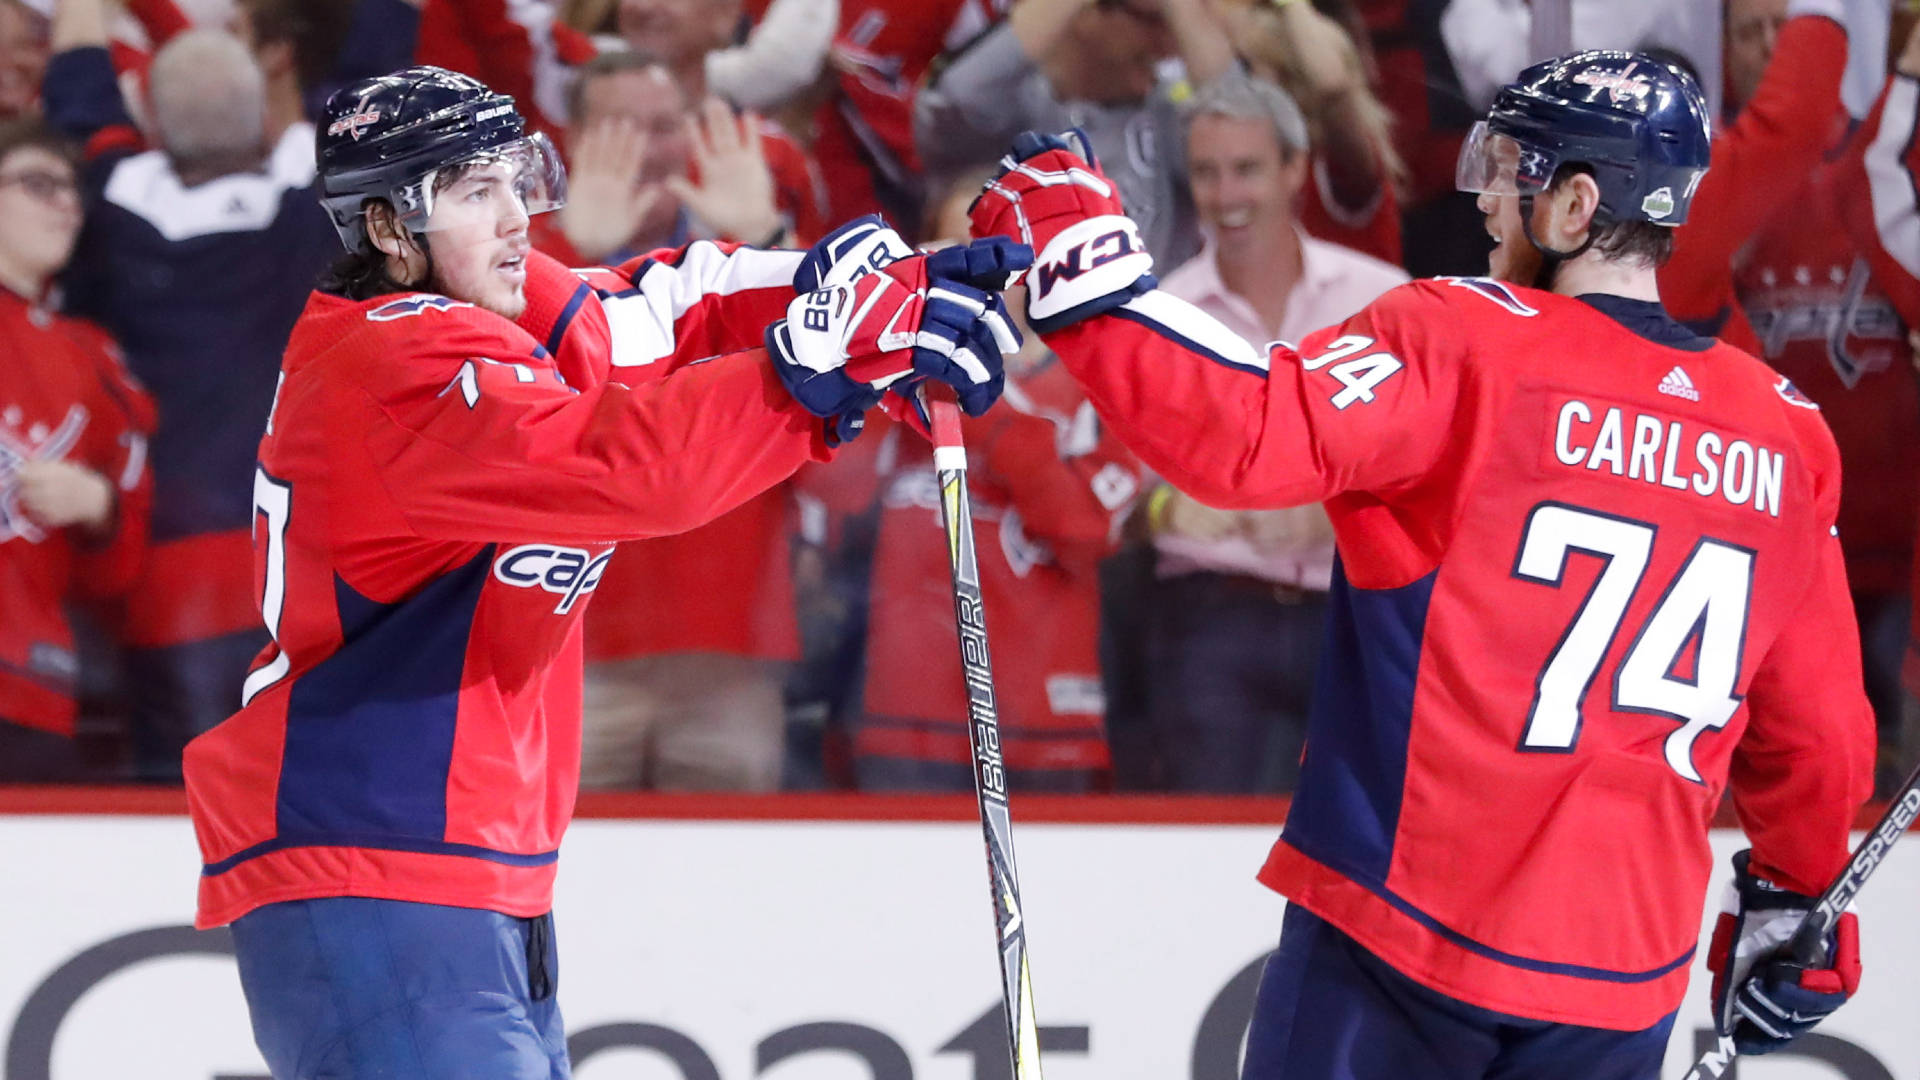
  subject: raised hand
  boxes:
[558,118,664,263]
[665,97,784,246]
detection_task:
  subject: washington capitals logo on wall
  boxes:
[328,93,382,141]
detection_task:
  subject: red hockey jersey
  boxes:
[184,245,824,928]
[857,360,1141,776]
[0,291,154,734]
[1732,72,1920,596]
[1047,278,1875,1029]
[1661,14,1849,351]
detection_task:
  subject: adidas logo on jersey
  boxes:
[1657,366,1699,402]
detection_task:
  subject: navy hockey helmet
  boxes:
[1457,50,1711,228]
[317,65,566,253]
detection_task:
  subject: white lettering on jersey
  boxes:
[493,544,614,614]
[1552,400,1785,517]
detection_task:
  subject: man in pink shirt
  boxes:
[1146,74,1406,791]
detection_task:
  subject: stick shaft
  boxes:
[928,391,1045,1080]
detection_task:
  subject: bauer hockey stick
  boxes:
[1679,757,1920,1080]
[925,384,1046,1080]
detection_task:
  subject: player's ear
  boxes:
[1555,172,1602,247]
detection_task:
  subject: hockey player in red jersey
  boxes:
[967,51,1875,1079]
[183,67,1023,1078]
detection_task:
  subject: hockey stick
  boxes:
[1679,758,1920,1079]
[925,384,1047,1080]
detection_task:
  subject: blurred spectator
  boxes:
[0,0,47,119]
[226,0,359,132]
[577,488,802,791]
[1220,0,1404,264]
[1667,1,1918,777]
[1662,0,1850,351]
[538,52,789,263]
[1347,0,1489,276]
[1143,75,1404,792]
[417,0,827,244]
[0,118,154,781]
[847,180,1144,792]
[808,0,1007,238]
[44,0,340,778]
[704,0,836,113]
[915,0,1237,267]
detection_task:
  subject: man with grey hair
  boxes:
[1142,73,1407,792]
[41,0,338,779]
[147,29,268,185]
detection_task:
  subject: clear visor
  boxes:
[391,132,568,235]
[1455,121,1556,197]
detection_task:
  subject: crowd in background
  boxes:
[3,0,1917,797]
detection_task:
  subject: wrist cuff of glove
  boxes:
[766,319,883,419]
[1026,215,1156,334]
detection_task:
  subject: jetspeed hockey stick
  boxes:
[1679,757,1920,1080]
[925,384,1047,1080]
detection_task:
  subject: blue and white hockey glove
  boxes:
[967,129,1156,333]
[1706,849,1861,1055]
[793,214,916,293]
[767,250,1020,442]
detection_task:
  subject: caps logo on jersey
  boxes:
[1774,375,1820,410]
[368,295,473,321]
[493,544,614,614]
[1657,365,1699,401]
[327,92,382,141]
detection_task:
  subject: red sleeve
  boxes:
[1852,74,1920,327]
[71,329,156,598]
[518,242,803,391]
[355,314,832,546]
[1732,409,1876,895]
[414,0,591,137]
[124,0,191,49]
[1661,16,1848,325]
[1041,281,1466,509]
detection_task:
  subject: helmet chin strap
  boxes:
[1517,194,1596,291]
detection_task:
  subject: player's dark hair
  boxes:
[317,199,428,300]
[1549,163,1676,268]
[238,0,356,92]
[564,48,672,123]
[0,116,78,173]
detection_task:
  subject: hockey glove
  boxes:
[794,214,916,293]
[1707,849,1861,1055]
[967,129,1156,333]
[767,254,1020,442]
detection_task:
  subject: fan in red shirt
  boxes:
[184,67,1019,1078]
[966,50,1872,1080]
[0,118,153,780]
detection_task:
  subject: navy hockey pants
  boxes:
[1243,905,1676,1080]
[231,897,569,1079]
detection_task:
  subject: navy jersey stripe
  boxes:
[1345,865,1697,982]
[275,547,493,844]
[1284,561,1432,885]
[201,833,560,877]
[542,280,592,360]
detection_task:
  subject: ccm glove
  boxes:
[1707,849,1861,1055]
[967,129,1156,333]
